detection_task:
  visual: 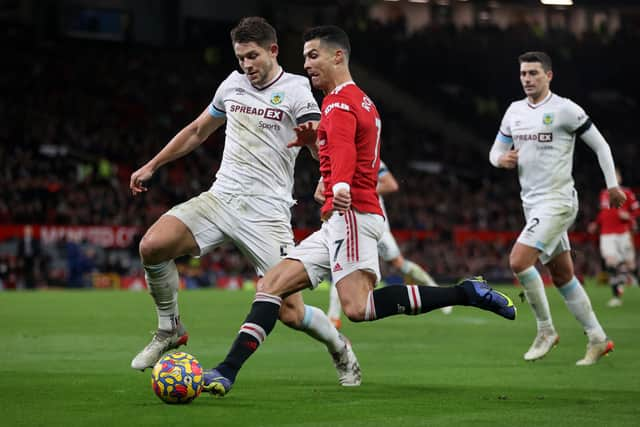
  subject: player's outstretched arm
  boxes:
[130,108,225,195]
[287,121,319,159]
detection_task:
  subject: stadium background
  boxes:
[2,0,639,291]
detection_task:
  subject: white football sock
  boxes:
[516,266,554,331]
[402,259,437,286]
[144,260,180,331]
[301,305,344,353]
[557,277,606,343]
[327,283,342,320]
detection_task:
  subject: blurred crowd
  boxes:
[2,15,637,289]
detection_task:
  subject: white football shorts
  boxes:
[377,224,401,262]
[517,198,578,265]
[287,210,385,288]
[600,232,635,266]
[165,190,294,276]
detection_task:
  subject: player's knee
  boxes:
[509,255,529,274]
[139,235,164,265]
[341,300,366,322]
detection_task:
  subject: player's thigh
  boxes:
[259,258,312,297]
[286,228,331,289]
[517,203,577,265]
[377,226,401,262]
[509,241,542,273]
[163,191,230,256]
[327,211,384,283]
[139,214,199,263]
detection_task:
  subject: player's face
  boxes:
[234,41,278,87]
[303,39,334,91]
[520,62,552,102]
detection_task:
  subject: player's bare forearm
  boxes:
[314,180,326,204]
[333,189,351,212]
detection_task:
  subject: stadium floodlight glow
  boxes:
[540,0,574,5]
[408,0,429,3]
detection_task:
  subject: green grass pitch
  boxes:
[2,284,639,426]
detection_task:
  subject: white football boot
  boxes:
[576,339,614,366]
[524,330,559,361]
[331,334,361,386]
[131,322,189,371]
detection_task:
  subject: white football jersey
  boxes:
[497,92,590,207]
[208,68,320,205]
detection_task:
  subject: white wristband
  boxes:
[332,182,350,196]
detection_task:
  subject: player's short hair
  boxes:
[519,51,552,72]
[303,25,351,58]
[230,17,277,49]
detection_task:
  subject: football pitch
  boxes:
[2,284,639,426]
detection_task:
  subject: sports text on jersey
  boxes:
[228,103,284,121]
[324,102,350,115]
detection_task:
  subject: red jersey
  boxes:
[596,187,639,234]
[317,82,383,218]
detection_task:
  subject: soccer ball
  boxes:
[151,351,203,404]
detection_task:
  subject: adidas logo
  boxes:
[333,263,343,272]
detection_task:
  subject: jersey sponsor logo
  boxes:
[543,112,554,125]
[229,103,284,121]
[324,102,350,115]
[264,108,284,121]
[270,91,284,105]
[361,96,373,112]
[538,132,553,142]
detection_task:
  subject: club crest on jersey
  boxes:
[270,92,284,105]
[542,113,554,125]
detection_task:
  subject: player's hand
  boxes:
[130,164,154,196]
[287,122,318,148]
[498,149,519,169]
[587,222,598,234]
[618,210,631,221]
[608,187,627,208]
[333,189,351,212]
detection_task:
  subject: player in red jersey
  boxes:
[201,25,515,397]
[589,169,639,306]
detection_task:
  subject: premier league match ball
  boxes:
[151,351,203,404]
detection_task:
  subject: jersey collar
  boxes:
[331,80,355,95]
[527,91,553,109]
[253,66,284,91]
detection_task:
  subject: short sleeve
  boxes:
[497,103,514,144]
[208,73,233,118]
[291,78,321,124]
[564,99,591,135]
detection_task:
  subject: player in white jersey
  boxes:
[315,160,451,329]
[489,51,627,365]
[128,17,360,385]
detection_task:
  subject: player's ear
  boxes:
[269,43,279,57]
[546,70,553,82]
[334,49,345,65]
